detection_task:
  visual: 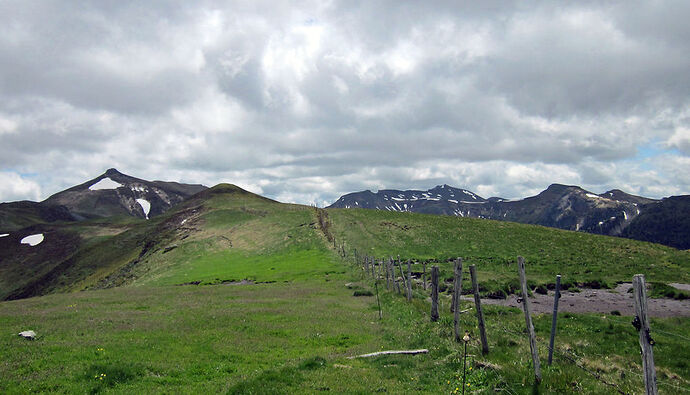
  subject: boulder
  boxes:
[18,330,36,340]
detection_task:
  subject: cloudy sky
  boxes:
[1,1,689,205]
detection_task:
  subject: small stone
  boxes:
[18,330,36,340]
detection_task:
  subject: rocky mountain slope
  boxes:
[329,183,665,240]
[0,168,207,231]
[621,195,690,250]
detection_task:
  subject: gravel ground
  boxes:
[462,283,690,318]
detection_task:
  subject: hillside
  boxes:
[325,207,690,289]
[0,168,207,232]
[329,183,674,244]
[2,186,690,392]
[622,195,690,250]
[0,183,336,300]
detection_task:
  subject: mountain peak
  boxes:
[104,168,123,177]
[545,183,581,191]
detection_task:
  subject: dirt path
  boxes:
[462,283,690,318]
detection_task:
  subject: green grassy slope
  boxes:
[1,184,337,299]
[2,259,688,393]
[326,208,690,290]
[2,190,690,392]
[122,184,339,286]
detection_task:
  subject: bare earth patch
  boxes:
[463,283,690,318]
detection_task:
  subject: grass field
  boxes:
[326,208,690,295]
[2,189,690,393]
[3,262,689,393]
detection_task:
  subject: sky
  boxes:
[1,1,689,206]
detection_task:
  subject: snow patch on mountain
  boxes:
[0,233,9,238]
[136,199,151,219]
[89,177,124,191]
[21,233,44,246]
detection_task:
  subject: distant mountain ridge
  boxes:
[0,168,207,231]
[328,183,690,247]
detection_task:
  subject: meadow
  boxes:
[2,189,689,393]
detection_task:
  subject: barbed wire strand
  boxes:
[347,250,690,393]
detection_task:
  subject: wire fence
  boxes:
[340,243,690,394]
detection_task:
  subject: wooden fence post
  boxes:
[371,258,376,278]
[431,266,439,322]
[451,258,460,313]
[423,262,427,290]
[518,256,541,384]
[385,258,390,290]
[548,274,561,365]
[395,259,402,294]
[633,274,658,395]
[469,264,489,354]
[453,258,463,341]
[406,259,413,301]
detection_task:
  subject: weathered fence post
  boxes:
[548,274,561,365]
[398,259,406,290]
[451,258,460,313]
[375,280,382,320]
[431,266,439,322]
[371,257,375,278]
[453,258,463,341]
[406,259,413,301]
[633,274,658,395]
[385,258,390,290]
[395,259,402,294]
[423,262,427,290]
[518,256,541,384]
[469,264,489,354]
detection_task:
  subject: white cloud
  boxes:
[667,126,690,154]
[0,1,688,204]
[0,172,41,202]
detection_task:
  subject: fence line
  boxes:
[340,243,682,393]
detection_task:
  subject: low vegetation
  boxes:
[1,187,689,392]
[327,208,690,294]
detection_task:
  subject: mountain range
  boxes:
[0,168,688,303]
[0,168,206,231]
[329,184,690,249]
[1,169,688,255]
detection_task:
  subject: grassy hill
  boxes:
[1,188,689,393]
[326,208,690,294]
